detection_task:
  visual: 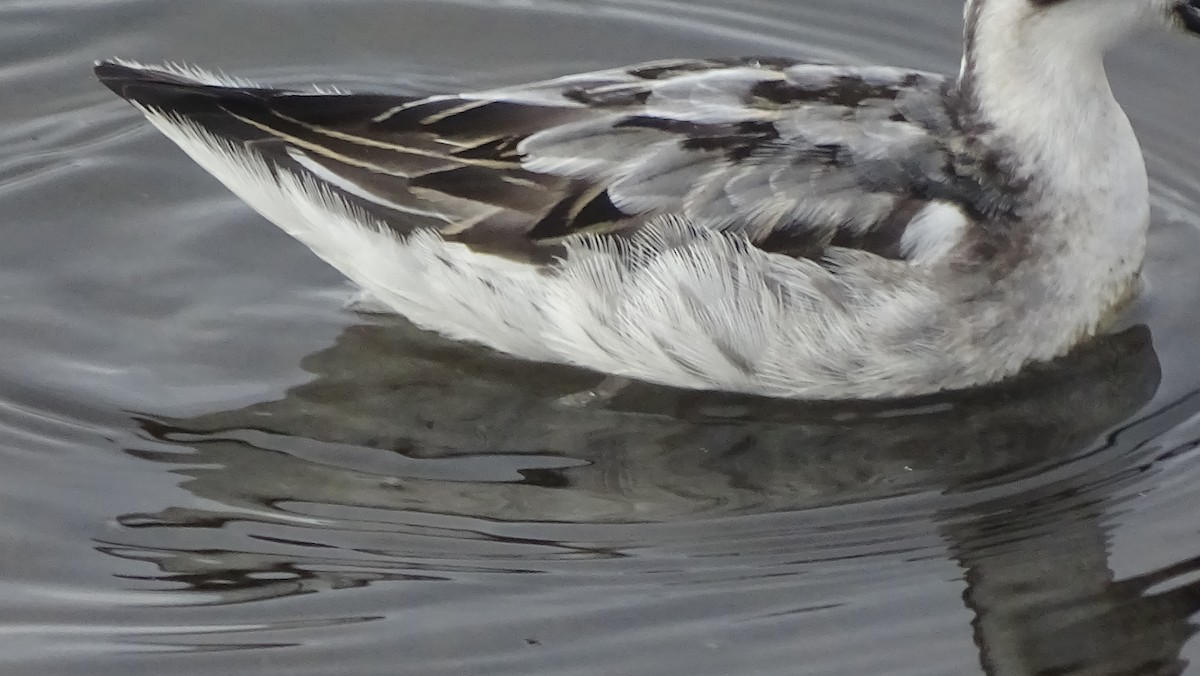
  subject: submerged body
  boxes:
[95,0,1200,399]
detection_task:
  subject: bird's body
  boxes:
[96,0,1200,399]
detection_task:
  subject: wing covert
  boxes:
[111,57,976,263]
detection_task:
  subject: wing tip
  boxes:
[94,59,159,101]
[94,58,264,107]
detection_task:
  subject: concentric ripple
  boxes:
[3,1,1200,675]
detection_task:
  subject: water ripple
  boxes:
[4,1,1200,674]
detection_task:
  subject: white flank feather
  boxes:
[133,106,965,399]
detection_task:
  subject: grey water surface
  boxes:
[4,1,1200,674]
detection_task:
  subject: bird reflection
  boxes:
[102,318,1200,673]
[944,385,1200,676]
[121,318,1163,520]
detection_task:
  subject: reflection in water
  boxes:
[123,318,1162,521]
[98,319,1200,672]
[952,501,1200,676]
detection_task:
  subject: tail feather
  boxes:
[93,59,458,231]
[92,59,618,259]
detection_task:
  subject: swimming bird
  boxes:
[94,0,1200,400]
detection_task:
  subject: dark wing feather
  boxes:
[96,58,980,261]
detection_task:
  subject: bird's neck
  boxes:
[958,0,1143,190]
[952,0,1150,348]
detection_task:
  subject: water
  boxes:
[4,0,1200,673]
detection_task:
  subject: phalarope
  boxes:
[95,0,1200,400]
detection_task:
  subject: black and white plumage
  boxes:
[94,0,1200,399]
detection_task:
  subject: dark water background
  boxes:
[4,1,1200,674]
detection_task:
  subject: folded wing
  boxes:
[96,57,981,264]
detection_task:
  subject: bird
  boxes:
[93,0,1200,401]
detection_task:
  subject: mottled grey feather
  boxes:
[108,56,994,264]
